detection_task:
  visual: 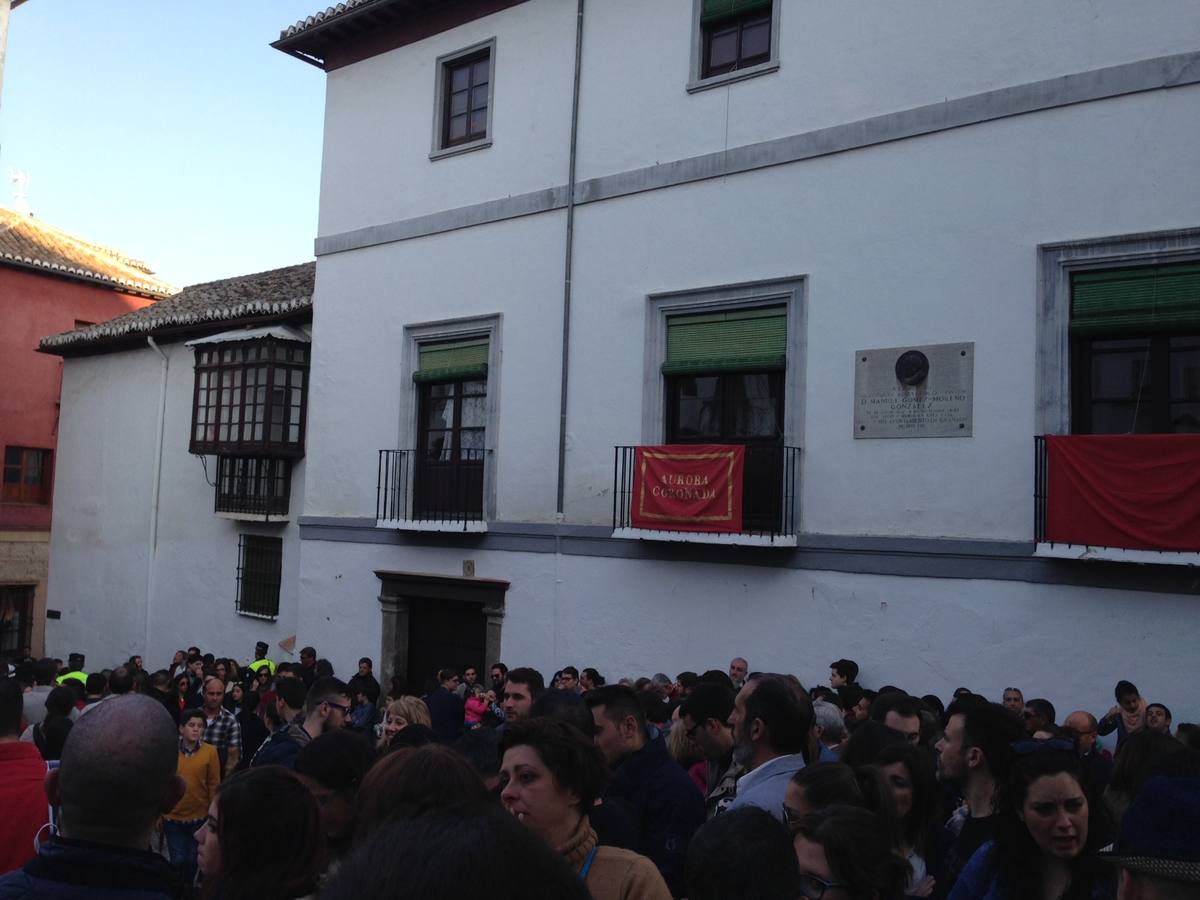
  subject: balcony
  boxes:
[214,456,290,522]
[1034,434,1200,565]
[376,448,487,533]
[612,443,801,547]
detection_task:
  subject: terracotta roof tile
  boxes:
[40,262,315,355]
[0,207,175,297]
[280,0,379,39]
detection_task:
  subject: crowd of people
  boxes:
[0,644,1197,900]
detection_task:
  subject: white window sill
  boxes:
[429,138,492,162]
[1034,542,1200,566]
[612,527,796,547]
[377,518,488,534]
[236,610,278,621]
[216,511,289,524]
[687,60,779,94]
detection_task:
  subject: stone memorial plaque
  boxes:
[854,342,973,438]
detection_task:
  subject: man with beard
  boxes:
[588,684,705,897]
[679,682,741,819]
[726,675,811,823]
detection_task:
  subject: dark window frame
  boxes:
[441,49,491,149]
[701,7,773,79]
[0,585,35,657]
[1071,332,1200,434]
[236,535,282,620]
[414,377,487,519]
[190,338,309,458]
[665,370,785,445]
[2,446,52,505]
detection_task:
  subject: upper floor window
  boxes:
[2,447,51,505]
[691,0,778,90]
[431,40,496,160]
[190,337,309,458]
[1070,263,1200,434]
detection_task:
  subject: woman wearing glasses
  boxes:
[947,743,1112,900]
[792,805,910,899]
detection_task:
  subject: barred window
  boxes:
[236,535,282,619]
[191,339,308,458]
[216,457,291,518]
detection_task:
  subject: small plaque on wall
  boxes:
[854,342,974,438]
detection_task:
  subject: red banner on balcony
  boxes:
[1045,434,1200,551]
[631,444,744,532]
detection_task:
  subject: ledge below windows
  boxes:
[377,517,488,534]
[1034,543,1200,567]
[611,526,795,547]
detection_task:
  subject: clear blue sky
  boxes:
[1,1,328,288]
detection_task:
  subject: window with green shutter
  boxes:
[663,307,786,376]
[1070,262,1200,434]
[413,338,489,384]
[700,0,773,78]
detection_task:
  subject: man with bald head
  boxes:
[0,694,183,898]
[1065,709,1113,792]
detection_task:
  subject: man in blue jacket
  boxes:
[0,694,184,899]
[588,684,705,897]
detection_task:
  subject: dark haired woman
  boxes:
[1097,680,1145,751]
[20,685,76,761]
[195,766,323,900]
[499,718,671,900]
[355,743,491,838]
[793,805,911,900]
[294,731,374,861]
[947,746,1112,900]
[874,744,940,897]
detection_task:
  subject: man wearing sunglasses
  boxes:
[679,682,740,819]
[251,676,352,770]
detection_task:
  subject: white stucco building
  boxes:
[43,0,1200,721]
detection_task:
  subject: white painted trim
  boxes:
[377,518,489,534]
[1034,542,1200,566]
[216,512,290,524]
[612,527,796,547]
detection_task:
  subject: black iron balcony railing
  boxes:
[377,448,487,529]
[612,443,801,540]
[215,456,291,518]
[1034,435,1048,543]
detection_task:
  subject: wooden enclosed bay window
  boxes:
[190,338,309,458]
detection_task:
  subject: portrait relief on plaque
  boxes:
[853,342,974,439]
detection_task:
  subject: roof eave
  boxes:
[0,255,174,300]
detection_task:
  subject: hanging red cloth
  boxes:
[1044,434,1200,551]
[631,444,744,533]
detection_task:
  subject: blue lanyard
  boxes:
[579,845,599,881]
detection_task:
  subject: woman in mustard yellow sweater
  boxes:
[164,707,221,888]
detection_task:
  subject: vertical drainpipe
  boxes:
[555,0,585,516]
[145,336,169,657]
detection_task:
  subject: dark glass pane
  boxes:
[1089,401,1152,434]
[425,431,452,461]
[673,376,722,439]
[1089,348,1150,400]
[428,383,455,398]
[450,64,469,92]
[1170,342,1200,401]
[730,373,780,437]
[425,398,455,431]
[450,90,469,116]
[707,28,738,71]
[1170,402,1200,433]
[448,115,468,142]
[469,110,487,137]
[462,379,487,395]
[472,58,489,84]
[461,396,486,428]
[3,447,19,466]
[740,18,771,61]
[470,85,489,111]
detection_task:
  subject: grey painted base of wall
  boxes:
[297,517,1200,595]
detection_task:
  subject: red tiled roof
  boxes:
[0,207,176,298]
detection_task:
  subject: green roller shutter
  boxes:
[1072,263,1200,334]
[413,338,489,383]
[663,307,786,375]
[701,0,772,25]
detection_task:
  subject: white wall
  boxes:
[317,0,577,236]
[47,341,304,668]
[296,536,1200,739]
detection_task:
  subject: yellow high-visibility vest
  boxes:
[247,658,276,675]
[56,670,87,686]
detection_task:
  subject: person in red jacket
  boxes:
[0,678,51,875]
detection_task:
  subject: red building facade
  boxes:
[0,208,172,657]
